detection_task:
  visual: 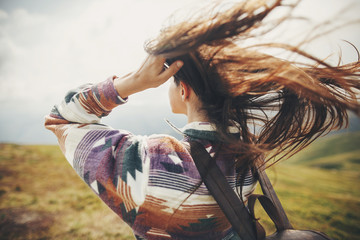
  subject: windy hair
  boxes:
[144,0,360,168]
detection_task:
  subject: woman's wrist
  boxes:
[113,73,142,99]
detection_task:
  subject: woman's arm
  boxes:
[44,55,182,226]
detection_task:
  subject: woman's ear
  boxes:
[180,82,190,101]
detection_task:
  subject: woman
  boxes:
[45,0,360,239]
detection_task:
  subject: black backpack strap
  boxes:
[247,194,286,234]
[189,141,257,240]
[257,164,293,230]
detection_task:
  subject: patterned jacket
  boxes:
[45,76,257,240]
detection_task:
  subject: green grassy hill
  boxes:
[286,131,360,170]
[0,132,359,239]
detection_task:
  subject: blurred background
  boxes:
[0,0,359,239]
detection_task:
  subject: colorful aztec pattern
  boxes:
[45,76,257,240]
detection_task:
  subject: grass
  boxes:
[0,131,359,239]
[288,131,360,168]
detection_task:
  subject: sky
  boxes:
[0,0,359,144]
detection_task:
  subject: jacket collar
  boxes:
[165,119,239,142]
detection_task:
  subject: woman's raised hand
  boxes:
[114,55,183,99]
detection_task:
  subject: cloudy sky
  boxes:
[0,0,359,144]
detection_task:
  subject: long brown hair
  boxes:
[145,0,360,169]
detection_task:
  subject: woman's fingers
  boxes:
[158,60,183,82]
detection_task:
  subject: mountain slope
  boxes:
[286,131,360,170]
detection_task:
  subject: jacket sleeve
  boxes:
[44,76,150,226]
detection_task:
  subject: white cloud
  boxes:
[0,0,203,107]
[0,0,195,143]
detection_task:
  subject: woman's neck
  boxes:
[186,104,209,123]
